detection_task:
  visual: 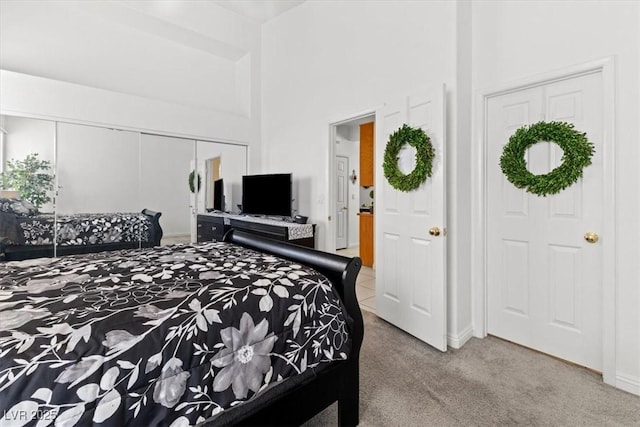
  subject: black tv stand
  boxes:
[197,213,315,248]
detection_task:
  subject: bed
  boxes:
[0,229,363,426]
[0,199,163,261]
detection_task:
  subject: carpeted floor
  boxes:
[304,311,640,426]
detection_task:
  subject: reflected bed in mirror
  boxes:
[0,207,163,261]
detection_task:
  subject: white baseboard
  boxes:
[447,324,473,349]
[616,373,640,396]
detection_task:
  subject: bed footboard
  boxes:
[223,229,363,426]
[0,237,9,261]
[142,208,163,246]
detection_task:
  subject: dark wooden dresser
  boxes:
[197,214,316,249]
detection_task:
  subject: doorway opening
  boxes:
[328,114,375,254]
[328,112,376,313]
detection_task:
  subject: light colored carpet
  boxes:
[304,311,640,426]
[161,235,191,245]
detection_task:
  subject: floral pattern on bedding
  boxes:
[6,212,152,246]
[0,198,38,216]
[0,241,350,426]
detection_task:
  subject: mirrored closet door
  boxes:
[56,123,141,214]
[196,140,247,216]
[140,134,195,245]
[0,115,56,258]
[0,113,249,260]
[56,123,144,252]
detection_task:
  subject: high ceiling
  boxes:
[212,0,306,23]
[0,0,307,115]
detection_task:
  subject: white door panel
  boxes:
[335,156,348,250]
[487,72,603,370]
[376,86,447,351]
[378,104,404,318]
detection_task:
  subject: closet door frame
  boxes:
[0,111,249,251]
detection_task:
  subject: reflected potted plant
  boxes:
[0,153,54,208]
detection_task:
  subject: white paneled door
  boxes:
[335,155,349,250]
[487,72,604,370]
[375,86,447,351]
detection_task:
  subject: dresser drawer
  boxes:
[197,216,226,242]
[229,219,287,240]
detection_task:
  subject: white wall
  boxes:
[0,0,261,169]
[262,0,457,248]
[1,0,636,395]
[449,0,473,351]
[471,0,640,396]
[0,70,251,144]
[0,0,257,241]
[261,0,475,355]
[262,0,639,395]
[0,1,241,115]
[261,0,474,357]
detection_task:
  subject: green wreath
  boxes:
[500,121,594,196]
[188,170,201,194]
[383,124,435,192]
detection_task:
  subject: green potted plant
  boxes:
[0,153,54,208]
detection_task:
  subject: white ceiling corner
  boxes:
[211,0,306,23]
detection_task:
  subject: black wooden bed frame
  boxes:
[217,229,364,426]
[0,208,163,261]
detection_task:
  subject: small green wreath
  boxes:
[500,121,594,196]
[383,124,435,192]
[188,170,201,193]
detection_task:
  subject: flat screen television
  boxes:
[213,178,224,211]
[242,173,292,217]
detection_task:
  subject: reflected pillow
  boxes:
[0,198,39,216]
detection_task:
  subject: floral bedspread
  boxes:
[0,242,350,426]
[5,212,152,246]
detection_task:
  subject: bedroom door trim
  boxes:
[471,57,616,384]
[327,109,377,252]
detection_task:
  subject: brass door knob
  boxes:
[584,232,599,244]
[429,227,441,237]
